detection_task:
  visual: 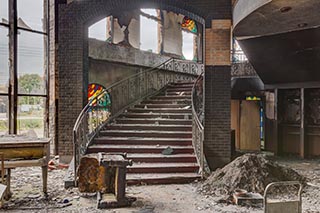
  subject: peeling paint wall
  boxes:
[112,19,125,44]
[108,10,140,49]
[89,39,170,67]
[162,11,184,56]
[89,59,141,87]
[128,17,140,49]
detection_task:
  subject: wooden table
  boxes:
[0,135,50,199]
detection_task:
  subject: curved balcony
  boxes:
[233,0,320,85]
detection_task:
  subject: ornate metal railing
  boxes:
[231,61,258,77]
[73,58,203,184]
[191,72,205,177]
[163,59,204,76]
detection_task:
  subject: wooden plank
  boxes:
[239,101,261,151]
[231,100,240,149]
[1,159,45,169]
[0,147,45,160]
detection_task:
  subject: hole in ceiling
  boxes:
[280,6,292,13]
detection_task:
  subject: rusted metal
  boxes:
[264,181,303,213]
[77,152,134,208]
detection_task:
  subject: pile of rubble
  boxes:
[199,154,306,196]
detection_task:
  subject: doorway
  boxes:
[232,99,265,151]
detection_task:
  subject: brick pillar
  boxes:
[204,19,232,170]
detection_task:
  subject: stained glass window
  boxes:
[181,17,197,34]
[88,83,111,110]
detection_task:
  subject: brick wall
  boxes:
[205,20,232,66]
[204,18,232,169]
[204,66,231,169]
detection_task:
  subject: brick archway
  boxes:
[55,0,205,161]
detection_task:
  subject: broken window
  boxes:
[140,9,158,53]
[89,18,108,41]
[181,17,197,61]
[18,30,46,95]
[17,0,45,32]
[17,96,45,137]
[0,96,8,135]
[0,26,9,94]
[0,0,8,24]
[0,1,48,137]
[0,23,9,135]
[182,31,195,61]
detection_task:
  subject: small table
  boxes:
[0,135,50,199]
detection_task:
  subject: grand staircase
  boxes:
[86,82,201,185]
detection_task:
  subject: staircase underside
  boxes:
[87,82,201,185]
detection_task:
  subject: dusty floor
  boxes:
[1,157,320,213]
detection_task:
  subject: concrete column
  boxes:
[204,20,232,170]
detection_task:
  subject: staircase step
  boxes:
[94,137,192,146]
[168,83,194,88]
[141,100,191,105]
[128,153,197,163]
[120,113,192,119]
[134,104,191,109]
[127,173,200,185]
[87,145,195,154]
[167,85,193,89]
[128,163,199,173]
[127,108,192,114]
[151,95,191,100]
[99,130,192,138]
[170,82,194,86]
[114,118,192,125]
[106,124,192,131]
[135,104,190,109]
[166,87,193,92]
[164,91,192,96]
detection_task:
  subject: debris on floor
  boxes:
[162,146,174,155]
[1,156,319,212]
[199,154,306,197]
[48,156,69,170]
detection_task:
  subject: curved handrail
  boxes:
[191,72,205,176]
[191,72,204,130]
[72,57,203,184]
[73,58,173,134]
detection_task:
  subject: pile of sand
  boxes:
[200,154,306,195]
